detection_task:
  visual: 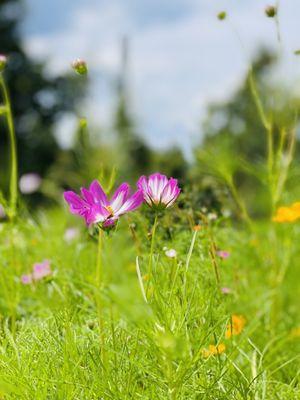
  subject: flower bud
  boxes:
[71,58,88,75]
[217,11,227,21]
[265,5,277,17]
[0,54,7,72]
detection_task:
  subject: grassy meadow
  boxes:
[0,204,299,399]
[1,3,300,399]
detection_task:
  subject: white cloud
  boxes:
[23,0,300,156]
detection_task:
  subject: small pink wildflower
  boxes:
[21,260,52,285]
[216,250,230,259]
[221,287,232,294]
[21,274,33,285]
[32,260,52,280]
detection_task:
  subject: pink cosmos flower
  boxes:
[64,180,144,228]
[216,250,230,259]
[137,173,180,209]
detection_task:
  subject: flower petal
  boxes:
[86,204,110,225]
[115,190,144,216]
[110,183,130,213]
[89,180,109,206]
[81,187,94,205]
[161,178,180,207]
[137,175,152,205]
[64,191,89,216]
[148,173,168,203]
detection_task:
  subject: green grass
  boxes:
[0,207,299,399]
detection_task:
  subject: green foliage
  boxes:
[0,0,85,182]
[0,208,299,399]
[194,50,300,219]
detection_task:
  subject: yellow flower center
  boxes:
[105,205,114,216]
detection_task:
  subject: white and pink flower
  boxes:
[138,173,180,210]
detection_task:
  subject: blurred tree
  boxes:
[113,36,151,179]
[113,36,188,183]
[0,0,85,187]
[194,50,300,217]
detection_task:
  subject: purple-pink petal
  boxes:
[64,191,87,214]
[115,190,144,216]
[110,183,130,213]
[85,204,110,226]
[64,179,143,227]
[81,187,95,205]
[89,180,109,206]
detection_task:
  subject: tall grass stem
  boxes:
[0,74,18,219]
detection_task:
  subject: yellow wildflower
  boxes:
[272,202,300,223]
[193,225,201,232]
[202,343,226,358]
[225,314,246,338]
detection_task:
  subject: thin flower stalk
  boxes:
[183,228,198,295]
[136,256,148,303]
[0,73,18,219]
[146,214,158,296]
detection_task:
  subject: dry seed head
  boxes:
[72,58,88,75]
[217,11,227,21]
[265,5,277,17]
[0,54,7,72]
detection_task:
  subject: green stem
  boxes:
[96,228,103,287]
[95,228,106,368]
[248,70,270,132]
[183,229,198,295]
[209,238,220,286]
[226,176,253,229]
[248,69,277,216]
[0,74,18,219]
[146,214,158,295]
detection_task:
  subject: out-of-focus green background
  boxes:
[1,0,300,218]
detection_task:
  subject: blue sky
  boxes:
[22,0,300,156]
